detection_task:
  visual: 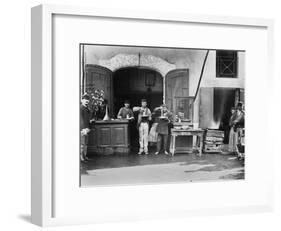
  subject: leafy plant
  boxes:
[84,88,105,120]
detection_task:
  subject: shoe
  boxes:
[164,151,169,155]
[138,151,143,155]
[155,152,159,155]
[144,152,149,155]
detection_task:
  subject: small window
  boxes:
[216,50,238,78]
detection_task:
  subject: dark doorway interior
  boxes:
[113,67,163,150]
[213,88,236,143]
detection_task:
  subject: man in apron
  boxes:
[154,104,173,155]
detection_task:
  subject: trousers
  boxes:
[156,134,169,152]
[139,122,149,153]
[80,133,89,157]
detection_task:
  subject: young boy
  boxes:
[117,100,134,120]
[134,99,151,155]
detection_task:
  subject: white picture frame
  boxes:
[31,4,274,227]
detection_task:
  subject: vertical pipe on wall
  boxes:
[193,50,210,102]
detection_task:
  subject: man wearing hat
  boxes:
[133,99,152,155]
[233,102,245,159]
[117,100,134,120]
[80,94,92,162]
[154,104,173,155]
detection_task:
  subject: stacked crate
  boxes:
[204,129,224,153]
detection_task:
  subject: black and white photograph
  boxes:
[79,44,245,186]
[1,0,277,228]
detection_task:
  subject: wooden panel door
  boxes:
[165,69,189,117]
[111,126,127,146]
[85,65,113,113]
[97,126,111,146]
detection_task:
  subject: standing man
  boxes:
[233,102,245,159]
[117,100,134,120]
[228,107,238,153]
[134,99,151,155]
[154,104,173,155]
[80,94,92,162]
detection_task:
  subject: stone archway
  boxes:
[98,53,176,77]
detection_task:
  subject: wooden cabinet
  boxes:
[88,120,130,155]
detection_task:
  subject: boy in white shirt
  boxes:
[134,99,151,155]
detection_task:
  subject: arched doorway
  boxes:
[113,67,163,115]
[84,63,192,154]
[113,67,163,149]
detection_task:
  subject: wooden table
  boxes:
[170,128,204,156]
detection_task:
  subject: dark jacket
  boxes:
[80,105,92,130]
[155,109,173,135]
[233,111,245,129]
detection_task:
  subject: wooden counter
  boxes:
[88,120,130,155]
